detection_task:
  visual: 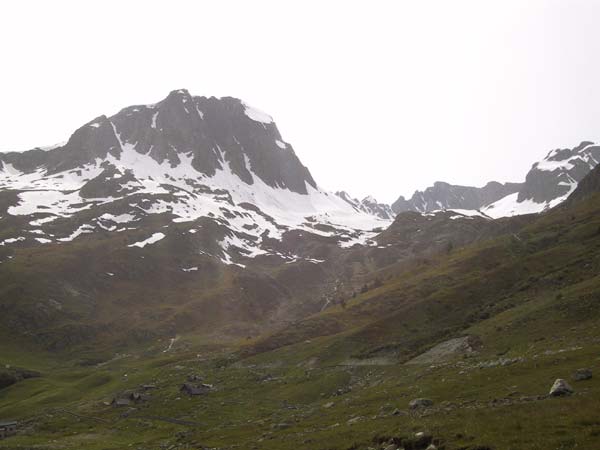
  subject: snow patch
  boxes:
[58,224,95,242]
[128,232,166,248]
[38,141,67,151]
[151,111,159,129]
[483,193,548,218]
[0,237,25,246]
[99,213,137,223]
[30,216,58,226]
[443,209,491,220]
[242,102,273,124]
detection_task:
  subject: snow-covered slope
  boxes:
[0,90,390,265]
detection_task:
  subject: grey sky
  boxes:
[2,0,600,203]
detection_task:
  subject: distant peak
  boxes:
[168,88,191,97]
[362,195,378,204]
[162,88,193,105]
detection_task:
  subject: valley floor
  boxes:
[1,318,599,450]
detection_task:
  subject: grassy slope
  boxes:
[246,193,600,365]
[0,215,336,354]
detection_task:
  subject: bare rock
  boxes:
[573,368,592,381]
[406,336,481,365]
[549,378,574,396]
[409,398,434,410]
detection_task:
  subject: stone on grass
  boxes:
[409,398,434,409]
[549,378,574,396]
[573,368,592,381]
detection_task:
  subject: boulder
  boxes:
[549,378,574,396]
[409,398,434,410]
[573,368,592,381]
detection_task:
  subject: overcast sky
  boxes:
[2,1,600,203]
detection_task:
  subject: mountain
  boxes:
[335,191,395,220]
[482,140,600,217]
[391,181,523,214]
[0,89,391,266]
[392,140,600,219]
[0,89,396,350]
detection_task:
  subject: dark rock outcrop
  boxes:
[563,162,600,207]
[518,141,600,204]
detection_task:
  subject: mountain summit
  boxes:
[2,89,316,194]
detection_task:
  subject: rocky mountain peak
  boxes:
[0,89,391,266]
[517,141,600,203]
[2,90,318,195]
[482,141,600,217]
